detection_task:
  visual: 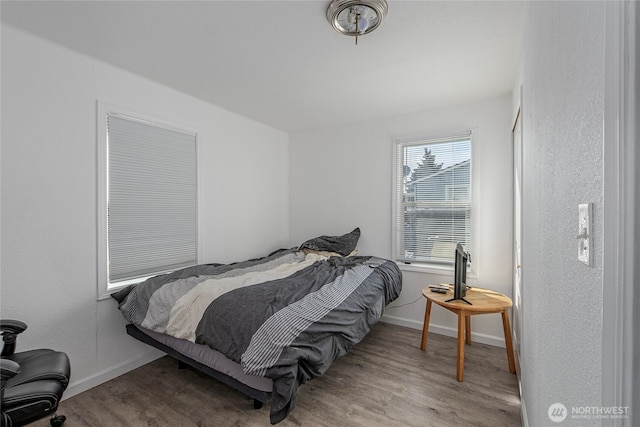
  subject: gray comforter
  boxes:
[113,248,402,424]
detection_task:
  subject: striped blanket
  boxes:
[113,248,402,424]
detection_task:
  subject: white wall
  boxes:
[0,25,290,397]
[289,95,514,346]
[517,2,604,425]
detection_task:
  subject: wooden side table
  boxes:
[420,285,516,382]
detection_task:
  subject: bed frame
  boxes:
[126,324,270,409]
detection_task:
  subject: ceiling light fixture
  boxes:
[326,0,388,45]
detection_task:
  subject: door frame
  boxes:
[511,103,522,379]
[602,1,637,424]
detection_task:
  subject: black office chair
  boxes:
[1,319,70,427]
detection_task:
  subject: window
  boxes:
[393,133,472,268]
[97,103,197,298]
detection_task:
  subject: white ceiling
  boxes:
[1,1,525,133]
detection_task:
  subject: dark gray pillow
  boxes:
[298,228,360,256]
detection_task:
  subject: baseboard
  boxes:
[63,349,164,400]
[381,313,424,330]
[381,314,506,348]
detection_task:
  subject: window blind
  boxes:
[107,114,197,283]
[394,133,472,265]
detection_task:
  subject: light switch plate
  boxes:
[577,203,592,266]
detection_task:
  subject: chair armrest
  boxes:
[0,320,28,357]
[0,359,20,383]
[0,320,27,335]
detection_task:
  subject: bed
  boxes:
[112,228,402,424]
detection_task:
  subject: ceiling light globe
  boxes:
[326,0,388,37]
[357,17,370,33]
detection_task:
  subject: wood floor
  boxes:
[37,323,521,427]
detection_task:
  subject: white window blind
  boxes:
[394,133,472,265]
[106,113,197,284]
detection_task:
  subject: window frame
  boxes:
[391,131,477,276]
[96,101,199,299]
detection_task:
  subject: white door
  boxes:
[512,108,522,376]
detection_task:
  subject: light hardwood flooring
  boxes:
[36,322,521,427]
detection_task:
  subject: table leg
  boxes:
[420,299,432,350]
[501,309,517,374]
[465,315,471,344]
[457,312,465,381]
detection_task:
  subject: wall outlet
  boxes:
[577,203,592,266]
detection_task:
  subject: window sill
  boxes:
[98,277,145,301]
[397,262,453,276]
[396,261,477,279]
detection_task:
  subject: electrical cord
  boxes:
[385,295,423,309]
